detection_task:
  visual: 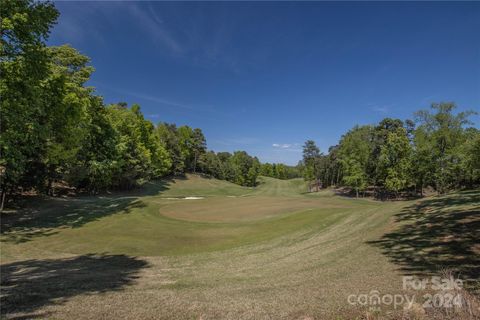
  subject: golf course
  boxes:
[2,1,479,319]
[1,175,478,319]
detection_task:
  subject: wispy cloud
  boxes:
[128,3,184,54]
[124,90,197,111]
[93,80,215,113]
[52,3,183,54]
[272,143,292,149]
[51,3,108,46]
[272,143,301,152]
[92,80,224,121]
[52,2,255,74]
[122,89,226,121]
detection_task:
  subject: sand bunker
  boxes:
[163,196,204,200]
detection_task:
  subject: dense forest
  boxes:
[299,105,480,198]
[0,0,301,209]
[1,0,479,209]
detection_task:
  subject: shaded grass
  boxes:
[0,178,173,243]
[369,189,480,292]
[0,174,248,243]
[0,254,148,318]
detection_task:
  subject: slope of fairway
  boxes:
[254,176,309,196]
[1,175,365,259]
[2,176,478,319]
[142,174,255,197]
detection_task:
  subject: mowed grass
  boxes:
[1,175,478,319]
[0,175,364,258]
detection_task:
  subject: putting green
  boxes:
[156,196,352,222]
[1,175,374,259]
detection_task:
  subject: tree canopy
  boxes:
[0,0,280,209]
[1,1,478,208]
[300,103,479,198]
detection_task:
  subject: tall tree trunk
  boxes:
[0,188,6,212]
[193,152,197,173]
[47,178,53,196]
[470,169,474,188]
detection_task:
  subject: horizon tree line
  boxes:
[0,0,297,210]
[1,0,478,210]
[300,104,480,197]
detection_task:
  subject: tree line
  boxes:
[300,104,480,198]
[259,163,300,180]
[0,0,295,209]
[2,0,478,209]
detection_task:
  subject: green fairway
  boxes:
[0,175,367,258]
[1,175,478,319]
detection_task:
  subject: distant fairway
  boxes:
[1,175,478,319]
[0,175,361,257]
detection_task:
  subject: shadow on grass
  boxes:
[0,254,148,318]
[1,180,172,243]
[368,190,480,290]
[333,187,423,201]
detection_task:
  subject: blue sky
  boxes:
[49,1,480,165]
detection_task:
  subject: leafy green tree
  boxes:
[38,45,100,194]
[105,104,171,189]
[130,104,171,178]
[274,163,287,179]
[156,123,185,175]
[191,128,206,173]
[302,140,320,165]
[302,165,315,184]
[411,126,436,195]
[302,140,321,182]
[258,163,296,180]
[228,151,258,186]
[370,118,405,187]
[414,102,476,193]
[342,159,367,198]
[177,125,194,173]
[285,165,301,179]
[456,128,480,188]
[378,128,413,197]
[3,0,478,204]
[247,161,260,186]
[1,0,59,207]
[155,124,204,176]
[326,145,341,186]
[260,163,274,177]
[338,126,374,197]
[216,152,234,181]
[198,151,223,179]
[230,151,250,186]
